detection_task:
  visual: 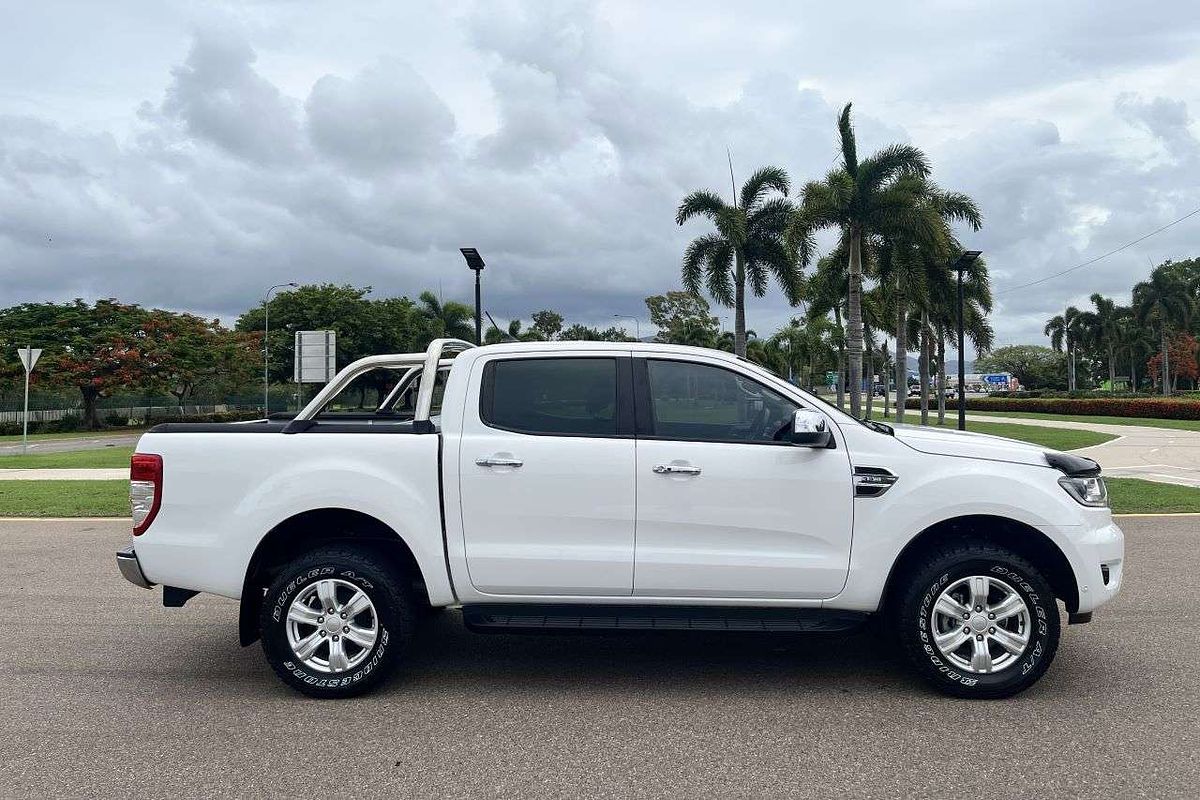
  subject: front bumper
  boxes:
[1065,518,1124,615]
[116,545,154,590]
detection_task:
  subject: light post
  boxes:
[263,282,297,418]
[952,250,982,431]
[460,248,485,345]
[612,314,641,340]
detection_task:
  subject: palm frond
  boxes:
[740,165,790,209]
[675,190,729,226]
[837,103,858,175]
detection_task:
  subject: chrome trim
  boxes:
[475,456,524,468]
[654,464,702,475]
[853,466,898,497]
[116,545,154,589]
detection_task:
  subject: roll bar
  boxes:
[291,338,475,429]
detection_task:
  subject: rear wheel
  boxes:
[260,546,413,698]
[896,543,1060,699]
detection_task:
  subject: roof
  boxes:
[468,340,742,361]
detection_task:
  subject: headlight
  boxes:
[1058,475,1108,507]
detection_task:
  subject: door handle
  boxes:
[653,464,701,476]
[476,456,524,468]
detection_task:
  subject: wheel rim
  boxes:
[930,575,1031,674]
[285,578,379,674]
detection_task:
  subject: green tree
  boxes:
[676,165,800,358]
[1078,294,1125,391]
[1043,305,1087,391]
[1133,266,1194,395]
[645,291,719,345]
[974,345,1068,391]
[417,291,475,342]
[530,310,564,340]
[789,103,933,418]
[559,324,630,342]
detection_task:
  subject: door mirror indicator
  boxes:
[789,409,833,448]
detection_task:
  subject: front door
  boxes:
[632,356,853,599]
[458,353,636,596]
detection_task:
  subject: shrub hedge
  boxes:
[903,396,1200,419]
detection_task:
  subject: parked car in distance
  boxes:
[118,339,1124,699]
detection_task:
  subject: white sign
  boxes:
[294,330,336,383]
[17,347,41,372]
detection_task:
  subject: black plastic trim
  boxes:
[149,421,290,434]
[1045,451,1101,477]
[462,603,869,633]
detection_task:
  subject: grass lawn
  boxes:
[1107,478,1200,514]
[0,480,129,517]
[968,410,1200,432]
[894,412,1116,451]
[0,447,135,469]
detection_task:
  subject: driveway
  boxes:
[966,414,1200,487]
[0,517,1195,798]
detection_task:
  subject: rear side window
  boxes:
[482,358,618,436]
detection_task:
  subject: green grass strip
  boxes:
[0,480,130,517]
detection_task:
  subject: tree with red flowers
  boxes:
[1147,333,1199,391]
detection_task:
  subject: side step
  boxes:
[462,604,868,634]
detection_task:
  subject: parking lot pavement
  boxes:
[1,518,1197,799]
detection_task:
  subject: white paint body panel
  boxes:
[130,341,1124,621]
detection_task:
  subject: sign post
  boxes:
[294,331,337,409]
[17,346,42,455]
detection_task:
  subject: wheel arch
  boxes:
[238,507,429,646]
[879,514,1079,617]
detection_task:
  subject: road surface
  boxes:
[0,517,1195,798]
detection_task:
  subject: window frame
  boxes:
[633,356,802,447]
[479,355,635,439]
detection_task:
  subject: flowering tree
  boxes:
[1147,333,1199,391]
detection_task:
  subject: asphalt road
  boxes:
[0,432,142,456]
[1,517,1197,799]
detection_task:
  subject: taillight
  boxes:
[130,453,163,535]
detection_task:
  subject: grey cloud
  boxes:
[306,59,455,172]
[158,30,303,165]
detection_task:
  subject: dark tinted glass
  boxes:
[646,359,797,442]
[485,358,618,436]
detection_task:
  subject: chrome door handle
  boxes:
[476,456,524,468]
[653,464,701,475]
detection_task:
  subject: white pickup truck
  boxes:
[117,339,1124,699]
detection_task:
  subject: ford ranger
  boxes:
[116,338,1124,699]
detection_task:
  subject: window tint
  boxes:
[484,358,618,436]
[646,359,798,443]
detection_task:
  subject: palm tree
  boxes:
[1114,314,1152,392]
[1080,294,1124,391]
[1133,267,1194,395]
[418,291,475,342]
[788,103,933,417]
[676,166,801,357]
[804,255,849,408]
[1043,306,1084,391]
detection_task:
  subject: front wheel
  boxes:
[896,543,1061,699]
[260,546,413,698]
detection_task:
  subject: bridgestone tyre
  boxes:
[897,543,1061,699]
[260,547,413,699]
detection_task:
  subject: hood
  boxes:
[891,423,1053,468]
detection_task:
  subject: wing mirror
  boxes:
[789,408,833,448]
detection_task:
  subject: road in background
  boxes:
[0,432,142,457]
[0,517,1195,798]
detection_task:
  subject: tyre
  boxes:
[896,542,1060,699]
[260,546,413,698]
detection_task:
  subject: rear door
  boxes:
[457,353,636,595]
[632,355,854,599]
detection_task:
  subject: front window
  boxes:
[645,359,798,443]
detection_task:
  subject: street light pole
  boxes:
[952,251,982,431]
[612,314,641,340]
[263,282,297,418]
[459,248,486,345]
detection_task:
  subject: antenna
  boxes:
[726,146,738,207]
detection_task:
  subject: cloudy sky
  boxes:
[2,1,1199,352]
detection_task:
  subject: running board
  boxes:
[462,604,868,633]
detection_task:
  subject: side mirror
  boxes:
[789,408,833,448]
